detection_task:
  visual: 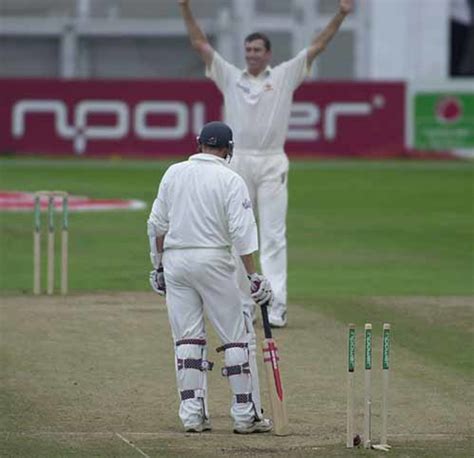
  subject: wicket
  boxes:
[33,191,69,295]
[346,322,391,451]
[346,324,356,448]
[363,323,372,449]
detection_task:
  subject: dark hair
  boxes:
[244,32,271,52]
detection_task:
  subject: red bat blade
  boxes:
[263,340,284,401]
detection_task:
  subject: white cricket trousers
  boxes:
[231,153,288,312]
[163,248,262,428]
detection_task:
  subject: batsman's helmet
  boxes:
[197,121,234,154]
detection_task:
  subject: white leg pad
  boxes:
[175,339,213,426]
[202,345,210,417]
[220,340,260,423]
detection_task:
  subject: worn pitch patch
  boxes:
[0,190,146,212]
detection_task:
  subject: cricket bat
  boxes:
[260,302,290,436]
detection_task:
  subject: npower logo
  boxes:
[12,96,385,154]
[12,100,205,154]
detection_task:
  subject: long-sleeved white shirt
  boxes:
[148,153,258,255]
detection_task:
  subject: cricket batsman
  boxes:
[147,121,274,434]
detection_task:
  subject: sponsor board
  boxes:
[0,79,405,157]
[414,93,474,150]
[407,81,474,158]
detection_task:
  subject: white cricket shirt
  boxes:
[148,153,258,255]
[206,49,309,154]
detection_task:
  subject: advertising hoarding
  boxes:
[0,79,405,157]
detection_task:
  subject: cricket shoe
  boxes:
[233,418,273,434]
[269,309,287,328]
[184,419,212,433]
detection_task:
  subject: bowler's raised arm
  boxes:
[178,0,214,67]
[306,0,354,67]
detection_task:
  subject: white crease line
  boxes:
[1,431,177,438]
[1,432,113,437]
[115,433,150,458]
[390,433,472,438]
[2,431,472,439]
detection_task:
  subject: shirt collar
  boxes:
[242,66,272,79]
[189,153,227,165]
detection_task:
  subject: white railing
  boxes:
[0,0,361,79]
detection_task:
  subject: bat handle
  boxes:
[260,300,273,339]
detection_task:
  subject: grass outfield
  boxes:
[0,158,473,456]
[1,158,472,296]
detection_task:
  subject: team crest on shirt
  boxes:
[242,198,252,209]
[264,83,274,92]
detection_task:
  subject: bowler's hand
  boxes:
[339,0,353,14]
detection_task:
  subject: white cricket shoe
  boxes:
[233,418,273,434]
[184,419,212,433]
[269,309,287,328]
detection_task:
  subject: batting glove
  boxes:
[248,273,273,306]
[149,265,166,296]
